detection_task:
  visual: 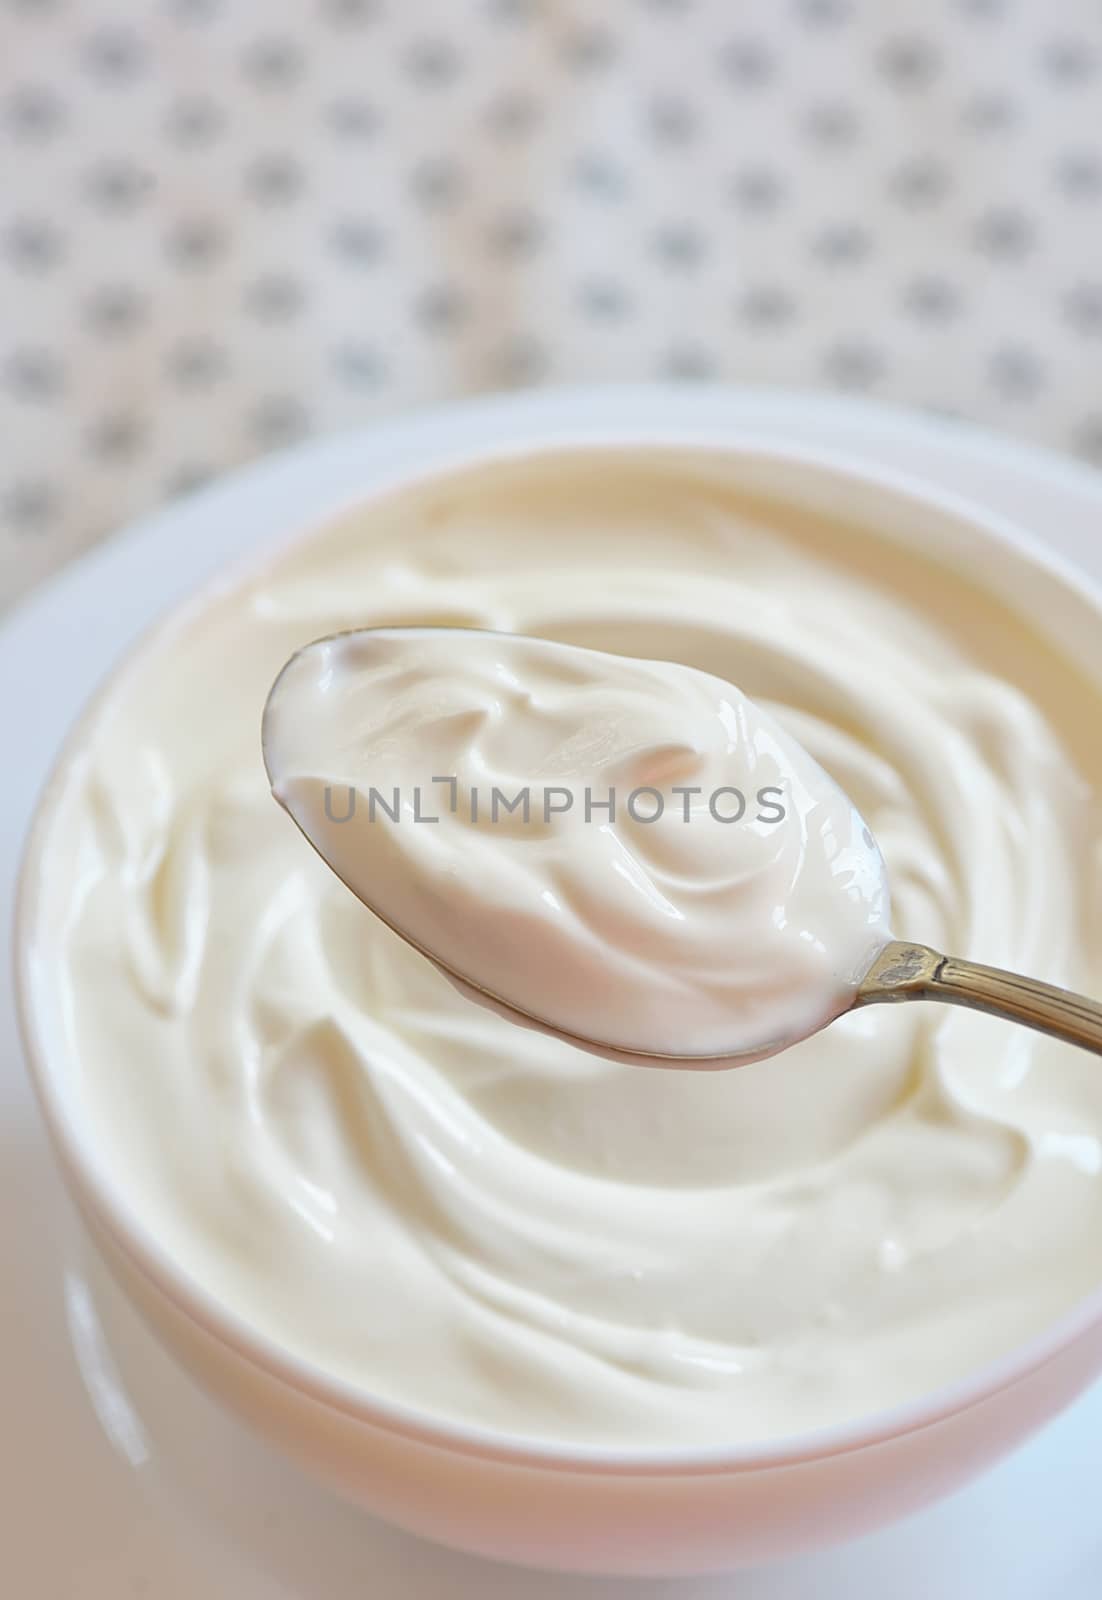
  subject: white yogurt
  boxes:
[42,450,1102,1449]
[262,628,891,1061]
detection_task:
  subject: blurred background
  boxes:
[2,0,1100,612]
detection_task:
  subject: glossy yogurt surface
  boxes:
[262,628,891,1062]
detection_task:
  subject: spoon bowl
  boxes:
[263,626,1102,1067]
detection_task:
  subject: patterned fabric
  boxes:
[2,0,1101,610]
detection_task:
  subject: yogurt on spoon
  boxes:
[262,627,892,1063]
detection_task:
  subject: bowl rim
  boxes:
[15,415,1102,1478]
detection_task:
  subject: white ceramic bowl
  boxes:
[15,403,1102,1577]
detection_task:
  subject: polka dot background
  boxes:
[2,0,1101,611]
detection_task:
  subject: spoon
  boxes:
[262,626,1102,1068]
[852,941,1102,1055]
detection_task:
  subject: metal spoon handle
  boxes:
[856,940,1102,1057]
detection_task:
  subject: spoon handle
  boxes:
[856,940,1102,1057]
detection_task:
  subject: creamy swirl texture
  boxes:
[262,628,891,1061]
[42,451,1102,1448]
